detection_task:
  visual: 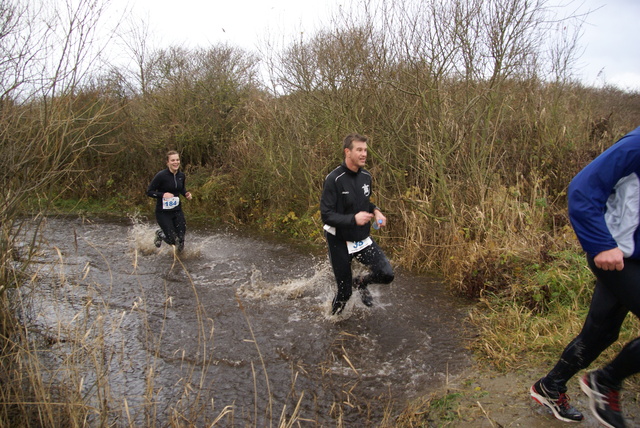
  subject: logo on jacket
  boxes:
[362,184,370,196]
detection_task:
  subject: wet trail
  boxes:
[19,215,473,426]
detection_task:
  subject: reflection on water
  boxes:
[18,215,472,426]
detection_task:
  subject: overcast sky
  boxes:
[107,0,639,91]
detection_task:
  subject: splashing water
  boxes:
[128,214,203,258]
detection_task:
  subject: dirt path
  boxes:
[425,366,640,427]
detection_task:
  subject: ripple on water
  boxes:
[20,215,472,425]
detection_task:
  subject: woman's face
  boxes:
[167,154,180,173]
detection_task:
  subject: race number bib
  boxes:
[346,236,373,254]
[162,196,180,210]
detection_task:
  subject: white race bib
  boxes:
[346,236,373,254]
[162,196,180,210]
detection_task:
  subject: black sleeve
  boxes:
[146,171,164,198]
[320,175,355,227]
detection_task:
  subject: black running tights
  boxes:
[156,210,186,246]
[545,255,640,392]
[325,232,394,304]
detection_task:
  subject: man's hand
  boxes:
[594,248,625,271]
[374,209,387,228]
[354,211,374,226]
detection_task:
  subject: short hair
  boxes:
[343,133,368,151]
[166,150,179,161]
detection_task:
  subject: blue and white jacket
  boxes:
[569,126,640,259]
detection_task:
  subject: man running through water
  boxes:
[320,133,394,315]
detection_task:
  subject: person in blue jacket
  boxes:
[147,150,192,252]
[530,126,640,428]
[320,133,394,315]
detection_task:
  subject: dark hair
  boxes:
[343,133,368,151]
[166,150,179,161]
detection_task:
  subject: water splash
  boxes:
[237,261,332,300]
[127,214,203,258]
[235,261,380,322]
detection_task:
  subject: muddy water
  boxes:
[20,215,473,426]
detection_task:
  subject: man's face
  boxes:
[345,140,367,170]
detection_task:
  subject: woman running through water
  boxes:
[146,150,192,252]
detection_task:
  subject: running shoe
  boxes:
[331,299,346,315]
[359,287,373,307]
[353,277,374,307]
[530,379,584,422]
[580,371,627,428]
[154,229,163,248]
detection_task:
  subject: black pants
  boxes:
[155,210,186,246]
[325,232,394,304]
[544,256,640,392]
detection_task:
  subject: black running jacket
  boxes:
[146,169,188,213]
[320,163,378,242]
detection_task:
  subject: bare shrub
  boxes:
[0,0,126,425]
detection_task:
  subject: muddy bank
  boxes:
[424,366,640,427]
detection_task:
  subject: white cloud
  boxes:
[607,72,640,92]
[567,0,640,90]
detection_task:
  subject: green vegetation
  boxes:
[1,0,639,426]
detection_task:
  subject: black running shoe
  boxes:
[580,372,627,428]
[352,276,373,307]
[331,298,346,315]
[530,379,584,422]
[359,287,374,307]
[154,229,163,248]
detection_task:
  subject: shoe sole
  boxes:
[580,375,616,428]
[530,385,582,423]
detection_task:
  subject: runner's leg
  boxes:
[174,211,186,251]
[588,257,640,387]
[156,211,177,245]
[353,240,394,287]
[326,232,353,312]
[542,256,639,393]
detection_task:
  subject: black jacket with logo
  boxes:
[146,168,188,213]
[320,163,378,242]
